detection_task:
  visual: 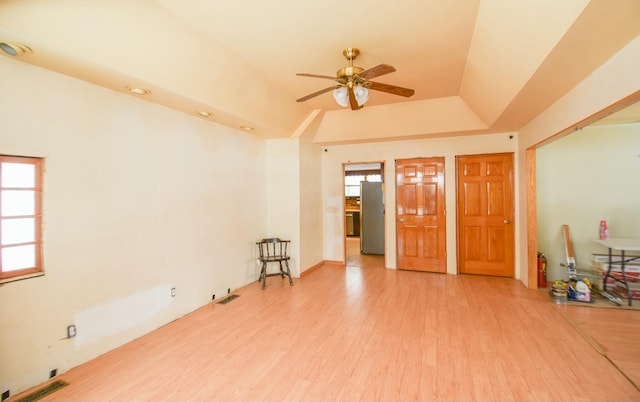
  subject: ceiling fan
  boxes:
[296,48,415,110]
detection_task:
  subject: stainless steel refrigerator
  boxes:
[360,181,385,255]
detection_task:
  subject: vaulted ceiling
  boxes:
[1,0,639,144]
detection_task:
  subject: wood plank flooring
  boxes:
[558,305,640,388]
[13,242,640,401]
[345,236,385,268]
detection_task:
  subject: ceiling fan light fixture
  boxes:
[354,85,369,106]
[333,85,369,108]
[332,86,348,107]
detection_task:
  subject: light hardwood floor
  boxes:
[345,236,385,268]
[13,243,640,401]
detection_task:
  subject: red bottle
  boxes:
[599,220,609,240]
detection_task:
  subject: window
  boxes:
[0,155,43,281]
[345,174,382,197]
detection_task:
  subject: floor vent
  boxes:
[217,294,240,304]
[16,380,68,402]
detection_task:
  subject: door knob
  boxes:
[504,219,510,224]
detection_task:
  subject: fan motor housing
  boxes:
[337,66,364,80]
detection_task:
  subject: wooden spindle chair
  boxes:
[256,238,293,289]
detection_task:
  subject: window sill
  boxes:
[0,271,45,285]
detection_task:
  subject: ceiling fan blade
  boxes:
[296,85,340,102]
[348,87,361,110]
[358,64,396,80]
[296,73,337,80]
[367,81,415,97]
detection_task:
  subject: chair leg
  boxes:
[260,262,267,289]
[284,260,293,286]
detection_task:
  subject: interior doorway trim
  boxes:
[524,90,640,289]
[342,160,386,265]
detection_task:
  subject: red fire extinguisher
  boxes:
[538,252,547,288]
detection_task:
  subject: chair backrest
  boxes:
[257,238,290,260]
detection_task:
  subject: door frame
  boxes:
[342,161,386,264]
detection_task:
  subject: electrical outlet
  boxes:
[171,287,176,297]
[66,324,76,339]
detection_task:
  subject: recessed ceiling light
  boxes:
[127,87,150,95]
[198,111,212,118]
[240,126,253,132]
[0,42,32,56]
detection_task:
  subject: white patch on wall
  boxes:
[73,284,172,348]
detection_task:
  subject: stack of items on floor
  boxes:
[551,279,592,304]
[592,254,640,301]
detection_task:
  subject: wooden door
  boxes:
[396,158,446,273]
[457,153,514,277]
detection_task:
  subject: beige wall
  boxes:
[320,134,518,275]
[265,138,301,275]
[536,123,640,282]
[0,57,270,394]
[299,136,324,272]
[265,136,324,276]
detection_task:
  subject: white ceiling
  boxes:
[1,0,639,143]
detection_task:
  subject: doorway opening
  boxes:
[343,162,385,268]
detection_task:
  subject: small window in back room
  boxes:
[345,174,382,197]
[0,155,43,282]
